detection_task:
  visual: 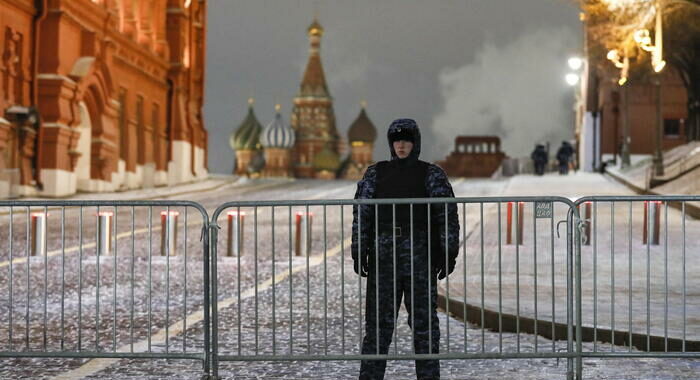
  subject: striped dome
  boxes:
[261,108,295,149]
[230,100,262,151]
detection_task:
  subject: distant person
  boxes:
[530,144,548,175]
[556,141,574,175]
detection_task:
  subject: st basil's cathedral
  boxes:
[230,18,377,180]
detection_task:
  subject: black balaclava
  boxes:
[387,118,421,167]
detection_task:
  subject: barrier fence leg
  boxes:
[211,223,221,380]
[578,202,591,246]
[576,209,583,380]
[517,201,524,245]
[567,208,575,380]
[507,202,513,244]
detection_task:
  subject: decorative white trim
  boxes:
[77,178,117,193]
[124,169,141,189]
[0,168,21,199]
[41,122,72,129]
[37,73,77,84]
[114,159,126,190]
[154,170,168,186]
[40,169,76,197]
[15,185,38,197]
[194,146,208,179]
[141,162,156,188]
[69,57,96,78]
[168,141,194,185]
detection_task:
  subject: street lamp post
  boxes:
[653,77,665,176]
[607,50,632,168]
[621,83,631,167]
[634,0,666,177]
[566,57,583,169]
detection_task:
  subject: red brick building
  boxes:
[578,67,687,171]
[577,9,688,172]
[0,0,207,198]
[436,136,507,178]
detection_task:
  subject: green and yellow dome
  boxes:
[230,98,263,151]
[312,145,341,172]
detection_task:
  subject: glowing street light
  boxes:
[633,1,666,72]
[565,73,580,86]
[607,49,630,85]
[568,57,583,71]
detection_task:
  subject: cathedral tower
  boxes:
[290,18,341,178]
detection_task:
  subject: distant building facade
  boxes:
[230,18,378,180]
[0,0,207,198]
[579,69,688,171]
[577,16,688,171]
[436,136,507,177]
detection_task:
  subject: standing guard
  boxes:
[352,118,460,380]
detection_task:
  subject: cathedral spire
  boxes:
[300,18,328,97]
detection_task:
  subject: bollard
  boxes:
[226,211,245,257]
[97,211,113,256]
[161,211,179,256]
[30,212,48,256]
[579,202,592,245]
[643,201,661,245]
[506,202,524,245]
[295,212,313,256]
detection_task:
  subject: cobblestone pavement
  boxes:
[0,176,699,379]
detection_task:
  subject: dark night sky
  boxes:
[204,0,582,174]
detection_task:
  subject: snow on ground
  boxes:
[1,174,699,379]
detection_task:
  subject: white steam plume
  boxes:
[427,28,577,160]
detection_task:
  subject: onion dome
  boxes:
[307,18,324,37]
[312,144,341,172]
[230,98,262,151]
[261,105,296,149]
[347,102,377,143]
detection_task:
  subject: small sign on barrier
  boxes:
[535,201,553,218]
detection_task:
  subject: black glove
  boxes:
[353,253,368,277]
[436,257,457,280]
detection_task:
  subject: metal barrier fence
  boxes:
[209,197,578,379]
[0,200,211,372]
[2,196,699,379]
[573,195,700,380]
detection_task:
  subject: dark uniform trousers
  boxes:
[359,230,440,380]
